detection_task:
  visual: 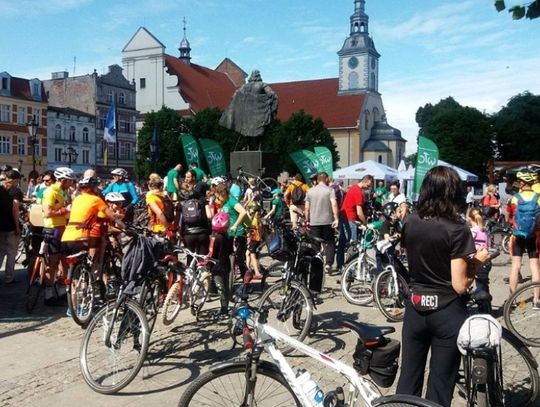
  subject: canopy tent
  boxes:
[398,160,478,182]
[334,160,399,180]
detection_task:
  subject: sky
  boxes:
[2,0,540,154]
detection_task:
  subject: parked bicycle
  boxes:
[236,166,279,200]
[503,280,540,348]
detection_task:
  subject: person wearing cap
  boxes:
[506,170,540,306]
[0,170,23,285]
[263,188,284,226]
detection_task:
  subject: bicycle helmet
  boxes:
[211,176,226,186]
[247,201,261,211]
[111,168,128,178]
[516,170,537,185]
[212,211,230,233]
[230,183,242,199]
[105,192,126,202]
[271,188,282,195]
[382,202,399,220]
[54,167,76,180]
[78,176,99,188]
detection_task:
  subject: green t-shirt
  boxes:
[222,196,246,237]
[271,197,283,218]
[166,168,179,193]
[374,186,388,204]
[192,167,206,182]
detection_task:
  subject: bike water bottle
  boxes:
[296,370,324,405]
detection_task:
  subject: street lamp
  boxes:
[62,146,79,168]
[27,115,38,176]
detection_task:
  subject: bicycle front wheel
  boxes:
[26,256,44,313]
[373,394,444,406]
[67,262,95,327]
[258,279,313,353]
[178,361,299,407]
[161,280,184,326]
[504,280,540,347]
[80,299,150,394]
[138,278,162,333]
[340,254,377,305]
[190,268,211,318]
[258,177,279,199]
[373,268,408,322]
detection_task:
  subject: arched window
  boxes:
[83,127,89,143]
[378,155,383,163]
[119,92,125,105]
[370,73,376,89]
[360,23,366,33]
[348,72,359,90]
[69,126,76,141]
[55,124,62,140]
[364,110,370,130]
[107,90,114,103]
[373,107,380,122]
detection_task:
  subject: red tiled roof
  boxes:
[9,77,48,103]
[270,78,365,128]
[164,55,237,112]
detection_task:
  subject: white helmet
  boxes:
[54,167,76,180]
[111,168,128,178]
[78,176,99,188]
[211,176,226,186]
[105,192,126,202]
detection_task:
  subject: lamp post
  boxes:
[62,146,79,168]
[27,115,38,177]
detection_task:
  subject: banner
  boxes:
[180,133,201,168]
[103,101,116,143]
[314,146,333,178]
[413,135,439,194]
[199,138,227,177]
[289,150,323,183]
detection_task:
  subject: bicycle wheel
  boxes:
[504,281,540,347]
[373,268,408,322]
[190,268,211,318]
[67,262,95,327]
[26,256,44,313]
[373,394,444,406]
[340,254,377,305]
[80,299,150,394]
[178,361,299,407]
[267,262,285,278]
[490,231,510,266]
[161,280,185,326]
[258,177,279,199]
[258,279,313,353]
[138,278,162,334]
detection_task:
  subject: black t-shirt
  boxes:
[402,213,475,294]
[380,219,401,240]
[0,186,19,232]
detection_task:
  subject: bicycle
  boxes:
[340,223,379,306]
[178,305,443,407]
[16,204,32,264]
[503,280,540,347]
[236,166,278,200]
[161,246,214,325]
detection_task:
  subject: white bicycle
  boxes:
[178,306,442,407]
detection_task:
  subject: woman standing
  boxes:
[396,166,489,407]
[481,184,500,220]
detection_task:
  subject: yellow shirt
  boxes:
[42,184,67,228]
[62,193,108,242]
[532,183,540,194]
[146,190,167,233]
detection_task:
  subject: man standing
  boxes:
[0,170,23,285]
[305,172,339,274]
[166,163,183,201]
[335,174,374,272]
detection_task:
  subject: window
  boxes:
[364,110,370,130]
[69,126,76,141]
[55,148,63,162]
[140,78,146,89]
[121,142,132,160]
[0,136,11,154]
[0,104,10,122]
[83,127,89,143]
[33,140,40,157]
[373,107,380,122]
[17,136,26,155]
[348,72,359,90]
[32,110,41,126]
[378,155,383,163]
[82,150,90,164]
[107,90,114,103]
[98,116,105,129]
[1,77,8,90]
[17,106,26,124]
[107,143,116,159]
[370,73,376,90]
[33,82,39,95]
[119,92,125,105]
[55,124,62,140]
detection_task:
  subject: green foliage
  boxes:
[415,97,494,178]
[404,153,417,168]
[492,92,540,160]
[495,0,540,20]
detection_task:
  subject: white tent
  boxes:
[398,160,478,182]
[334,160,399,180]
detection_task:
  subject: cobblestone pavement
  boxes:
[0,252,539,406]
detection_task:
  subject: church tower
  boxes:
[178,17,191,64]
[337,0,380,94]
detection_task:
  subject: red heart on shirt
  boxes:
[412,294,421,305]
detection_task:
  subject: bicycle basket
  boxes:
[353,338,400,388]
[266,230,292,262]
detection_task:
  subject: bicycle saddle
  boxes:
[338,318,395,344]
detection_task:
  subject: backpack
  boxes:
[157,195,176,223]
[513,193,540,239]
[291,183,306,205]
[182,198,204,226]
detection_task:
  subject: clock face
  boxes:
[348,56,359,69]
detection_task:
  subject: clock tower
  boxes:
[338,0,380,94]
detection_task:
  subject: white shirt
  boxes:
[388,193,406,205]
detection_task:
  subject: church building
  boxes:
[121,0,405,169]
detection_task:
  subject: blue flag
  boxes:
[151,127,160,162]
[104,101,116,143]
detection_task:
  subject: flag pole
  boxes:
[115,94,119,169]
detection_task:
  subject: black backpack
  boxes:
[182,198,204,226]
[158,195,176,223]
[291,183,306,205]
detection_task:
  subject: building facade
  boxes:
[0,71,48,179]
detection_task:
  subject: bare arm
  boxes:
[304,200,310,223]
[451,248,489,294]
[356,205,366,225]
[149,201,167,226]
[232,202,247,229]
[331,198,339,229]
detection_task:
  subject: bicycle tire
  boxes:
[161,280,184,326]
[258,177,279,199]
[340,253,377,305]
[138,278,161,334]
[373,394,444,406]
[490,231,510,266]
[26,256,44,313]
[79,299,150,394]
[190,268,211,318]
[267,262,285,278]
[501,234,511,255]
[67,262,95,327]
[504,281,540,347]
[258,279,313,354]
[373,268,408,322]
[178,361,299,407]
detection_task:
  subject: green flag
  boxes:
[413,135,439,194]
[199,138,227,177]
[314,146,333,178]
[180,133,201,168]
[290,150,322,183]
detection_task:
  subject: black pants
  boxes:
[183,232,210,265]
[396,298,468,407]
[309,224,335,266]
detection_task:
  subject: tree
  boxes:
[416,97,494,178]
[495,0,540,20]
[493,92,540,160]
[404,153,417,168]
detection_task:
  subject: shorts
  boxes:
[248,240,261,253]
[309,224,334,244]
[510,234,539,258]
[42,227,65,255]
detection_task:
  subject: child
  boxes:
[467,207,491,295]
[263,188,284,227]
[245,201,264,280]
